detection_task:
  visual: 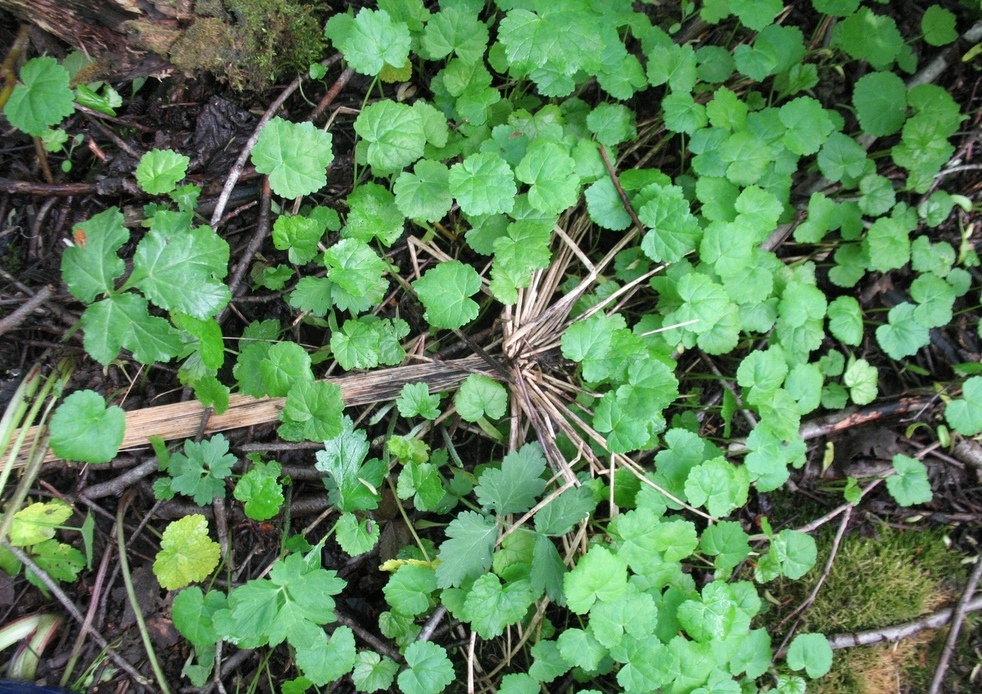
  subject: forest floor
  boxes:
[1,2,981,693]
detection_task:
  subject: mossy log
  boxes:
[0,0,324,88]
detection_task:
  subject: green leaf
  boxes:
[30,540,84,584]
[3,57,74,136]
[832,7,904,69]
[813,0,860,16]
[397,382,442,420]
[224,552,344,649]
[80,294,182,365]
[564,544,628,614]
[233,460,284,521]
[354,100,425,174]
[326,242,390,314]
[422,6,489,64]
[435,511,497,588]
[351,650,399,693]
[288,277,333,317]
[515,139,580,215]
[719,131,772,186]
[168,435,237,505]
[684,457,750,518]
[260,341,312,397]
[475,442,547,515]
[131,221,231,320]
[172,587,226,647]
[730,0,782,30]
[330,316,384,370]
[886,454,933,506]
[449,151,517,216]
[662,92,707,134]
[8,500,72,547]
[585,177,632,231]
[700,521,751,576]
[397,641,455,694]
[136,149,190,195]
[394,159,453,222]
[639,185,702,263]
[646,43,698,93]
[528,639,570,683]
[911,273,955,329]
[383,563,437,616]
[827,296,863,346]
[413,260,482,330]
[49,390,125,464]
[817,132,868,183]
[61,207,128,303]
[497,6,607,94]
[295,626,356,686]
[612,635,673,690]
[786,633,833,679]
[463,574,535,639]
[922,5,958,46]
[534,485,597,536]
[758,529,816,582]
[455,373,507,422]
[678,581,739,643]
[325,8,411,76]
[587,103,636,148]
[853,72,907,137]
[315,418,385,512]
[335,512,380,556]
[557,627,608,671]
[397,461,446,512]
[589,587,658,649]
[876,303,930,359]
[737,347,788,406]
[272,214,325,265]
[153,515,221,590]
[946,377,982,435]
[843,358,878,406]
[498,673,539,694]
[779,96,834,156]
[252,118,334,199]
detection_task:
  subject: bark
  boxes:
[0,0,175,80]
[0,0,324,87]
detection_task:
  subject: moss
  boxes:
[167,0,325,90]
[779,524,963,634]
[757,521,969,692]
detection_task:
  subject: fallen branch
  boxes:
[6,356,494,465]
[774,594,982,656]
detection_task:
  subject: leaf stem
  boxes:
[116,490,174,694]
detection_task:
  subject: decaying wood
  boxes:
[5,356,496,466]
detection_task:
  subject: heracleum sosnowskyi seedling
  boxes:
[2,0,980,691]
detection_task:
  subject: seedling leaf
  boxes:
[153,514,221,590]
[252,118,334,199]
[49,390,125,464]
[475,442,547,515]
[413,260,482,330]
[455,373,508,422]
[136,149,190,195]
[946,377,982,435]
[397,641,455,694]
[4,57,74,136]
[886,454,933,506]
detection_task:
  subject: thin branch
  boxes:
[812,594,982,654]
[0,284,52,336]
[0,540,151,687]
[776,507,853,658]
[928,555,982,694]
